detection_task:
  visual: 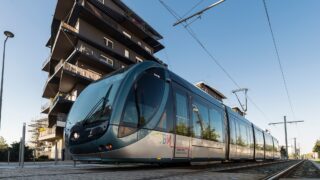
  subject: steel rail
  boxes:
[261,160,304,180]
[212,160,288,172]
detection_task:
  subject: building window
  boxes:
[124,49,130,58]
[106,58,113,66]
[98,0,104,4]
[145,46,152,54]
[122,31,132,39]
[136,56,143,63]
[100,54,107,61]
[104,37,113,49]
[100,55,113,66]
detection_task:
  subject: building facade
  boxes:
[41,0,164,159]
[28,118,53,159]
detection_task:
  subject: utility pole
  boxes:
[0,31,14,128]
[294,137,297,159]
[19,123,26,168]
[269,116,303,159]
[7,149,10,165]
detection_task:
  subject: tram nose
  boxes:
[67,120,109,146]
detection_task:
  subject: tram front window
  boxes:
[66,73,123,130]
[119,68,165,137]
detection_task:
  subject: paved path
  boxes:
[0,162,263,180]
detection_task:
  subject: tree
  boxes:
[0,136,9,161]
[313,139,320,156]
[0,136,8,150]
[8,142,34,162]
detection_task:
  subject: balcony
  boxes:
[42,55,51,72]
[91,0,164,52]
[43,59,102,99]
[42,75,60,99]
[39,126,63,141]
[75,1,162,59]
[51,22,78,62]
[59,62,102,93]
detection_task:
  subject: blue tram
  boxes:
[65,61,280,163]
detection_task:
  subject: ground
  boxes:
[0,161,263,180]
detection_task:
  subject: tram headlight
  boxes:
[73,132,80,140]
[106,144,113,150]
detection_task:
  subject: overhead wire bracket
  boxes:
[173,0,226,27]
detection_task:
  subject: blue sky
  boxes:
[0,0,319,154]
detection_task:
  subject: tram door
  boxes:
[173,85,191,158]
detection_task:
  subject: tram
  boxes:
[65,61,280,163]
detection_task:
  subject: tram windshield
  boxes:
[66,72,124,129]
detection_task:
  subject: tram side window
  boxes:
[273,139,277,152]
[155,90,174,133]
[265,135,273,151]
[274,139,279,152]
[175,90,189,136]
[119,68,165,137]
[238,122,248,147]
[247,125,254,148]
[192,99,209,139]
[255,130,264,150]
[229,118,237,144]
[269,136,273,151]
[234,119,241,146]
[209,107,224,142]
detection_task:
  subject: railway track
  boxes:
[2,160,319,179]
[0,160,286,179]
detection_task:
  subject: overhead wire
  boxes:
[159,0,270,121]
[181,0,207,18]
[262,0,296,119]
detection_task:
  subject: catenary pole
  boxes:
[284,116,288,158]
[269,116,303,159]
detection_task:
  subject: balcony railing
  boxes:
[63,62,101,81]
[42,92,75,113]
[78,43,114,67]
[124,12,161,40]
[55,60,64,73]
[51,93,64,107]
[41,101,50,112]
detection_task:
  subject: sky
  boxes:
[0,0,319,154]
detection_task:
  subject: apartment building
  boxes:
[41,0,164,159]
